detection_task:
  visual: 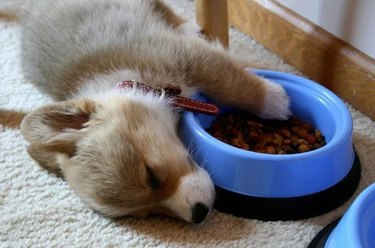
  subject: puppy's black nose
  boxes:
[191,202,210,224]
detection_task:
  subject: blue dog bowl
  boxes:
[180,70,360,220]
[309,183,375,248]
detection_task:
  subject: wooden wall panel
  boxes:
[228,0,375,120]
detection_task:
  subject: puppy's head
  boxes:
[21,94,215,223]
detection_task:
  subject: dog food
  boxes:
[207,112,326,154]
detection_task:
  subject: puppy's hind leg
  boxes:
[150,0,185,29]
[0,109,27,129]
[150,0,203,37]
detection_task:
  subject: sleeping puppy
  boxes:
[7,0,290,223]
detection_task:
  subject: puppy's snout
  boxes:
[162,167,215,223]
[191,202,210,224]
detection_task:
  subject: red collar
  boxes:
[116,80,219,115]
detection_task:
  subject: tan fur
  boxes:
[0,12,18,22]
[2,0,290,223]
[0,109,27,129]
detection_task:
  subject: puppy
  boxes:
[2,0,290,223]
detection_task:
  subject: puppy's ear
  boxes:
[21,99,98,156]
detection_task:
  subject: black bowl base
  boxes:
[213,150,361,221]
[307,217,341,248]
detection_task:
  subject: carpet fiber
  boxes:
[1,1,375,247]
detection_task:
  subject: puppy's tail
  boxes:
[0,108,27,129]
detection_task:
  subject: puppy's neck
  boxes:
[71,69,178,120]
[74,69,142,99]
[73,69,196,101]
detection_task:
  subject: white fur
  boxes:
[259,79,291,120]
[162,168,215,222]
[178,21,202,37]
[75,69,198,99]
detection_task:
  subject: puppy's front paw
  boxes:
[259,79,291,120]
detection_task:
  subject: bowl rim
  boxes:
[321,183,375,248]
[345,182,375,246]
[184,69,353,162]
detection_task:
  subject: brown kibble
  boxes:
[291,126,300,134]
[224,115,235,124]
[297,128,308,138]
[207,111,326,155]
[291,135,299,141]
[315,130,323,141]
[298,144,311,153]
[278,129,291,138]
[289,117,300,125]
[301,123,313,133]
[234,120,245,128]
[237,133,246,144]
[255,148,266,153]
[231,138,242,148]
[225,124,233,130]
[249,131,258,140]
[273,134,283,146]
[305,135,316,145]
[291,139,299,148]
[265,146,276,154]
[229,128,239,137]
[284,147,297,154]
[212,131,222,138]
[314,141,326,150]
[283,139,291,146]
[242,143,250,150]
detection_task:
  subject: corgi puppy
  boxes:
[2,0,290,223]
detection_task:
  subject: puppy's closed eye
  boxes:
[146,167,161,190]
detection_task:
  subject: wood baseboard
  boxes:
[228,0,375,120]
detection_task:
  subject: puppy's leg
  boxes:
[150,6,288,118]
[150,0,185,29]
[180,39,291,119]
[0,11,18,21]
[0,109,27,129]
[151,0,203,37]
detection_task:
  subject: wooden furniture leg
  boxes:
[195,0,229,47]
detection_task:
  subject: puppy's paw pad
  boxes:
[259,79,291,120]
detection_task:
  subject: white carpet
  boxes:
[1,1,375,247]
